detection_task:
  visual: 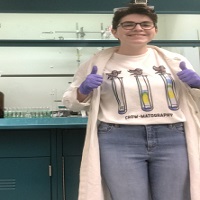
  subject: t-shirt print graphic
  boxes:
[106,70,127,114]
[128,68,153,111]
[106,66,179,115]
[153,65,179,111]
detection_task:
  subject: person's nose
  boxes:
[133,23,143,30]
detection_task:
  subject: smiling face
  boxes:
[112,14,158,55]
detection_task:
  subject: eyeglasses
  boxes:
[117,21,155,30]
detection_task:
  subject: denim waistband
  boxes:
[99,121,184,128]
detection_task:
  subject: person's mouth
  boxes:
[127,34,146,37]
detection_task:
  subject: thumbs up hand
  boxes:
[79,66,103,95]
[177,61,200,88]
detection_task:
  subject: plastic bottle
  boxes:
[0,91,4,118]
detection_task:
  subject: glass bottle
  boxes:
[0,91,4,118]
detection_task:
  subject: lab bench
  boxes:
[0,117,87,200]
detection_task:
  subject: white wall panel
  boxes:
[1,14,200,110]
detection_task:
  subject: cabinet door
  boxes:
[63,156,82,200]
[62,129,86,200]
[0,157,51,200]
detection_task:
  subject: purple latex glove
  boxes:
[177,61,200,88]
[79,66,103,95]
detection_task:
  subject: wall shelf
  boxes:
[1,40,200,47]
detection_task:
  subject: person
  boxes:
[62,3,200,200]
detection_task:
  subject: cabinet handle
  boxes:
[62,156,66,200]
[49,165,52,177]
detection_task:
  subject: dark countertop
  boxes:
[0,117,88,129]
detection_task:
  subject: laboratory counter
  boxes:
[0,116,88,129]
[0,117,88,200]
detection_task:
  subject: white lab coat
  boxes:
[63,46,200,200]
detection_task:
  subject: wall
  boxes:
[0,13,200,110]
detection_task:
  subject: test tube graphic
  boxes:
[135,75,153,111]
[111,77,127,114]
[160,74,179,110]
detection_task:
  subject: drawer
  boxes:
[62,129,85,156]
[0,129,51,157]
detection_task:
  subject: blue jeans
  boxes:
[98,122,190,200]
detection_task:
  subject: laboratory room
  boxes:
[0,0,200,200]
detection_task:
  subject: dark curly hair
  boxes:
[112,4,157,30]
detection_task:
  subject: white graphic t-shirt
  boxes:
[98,48,186,125]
